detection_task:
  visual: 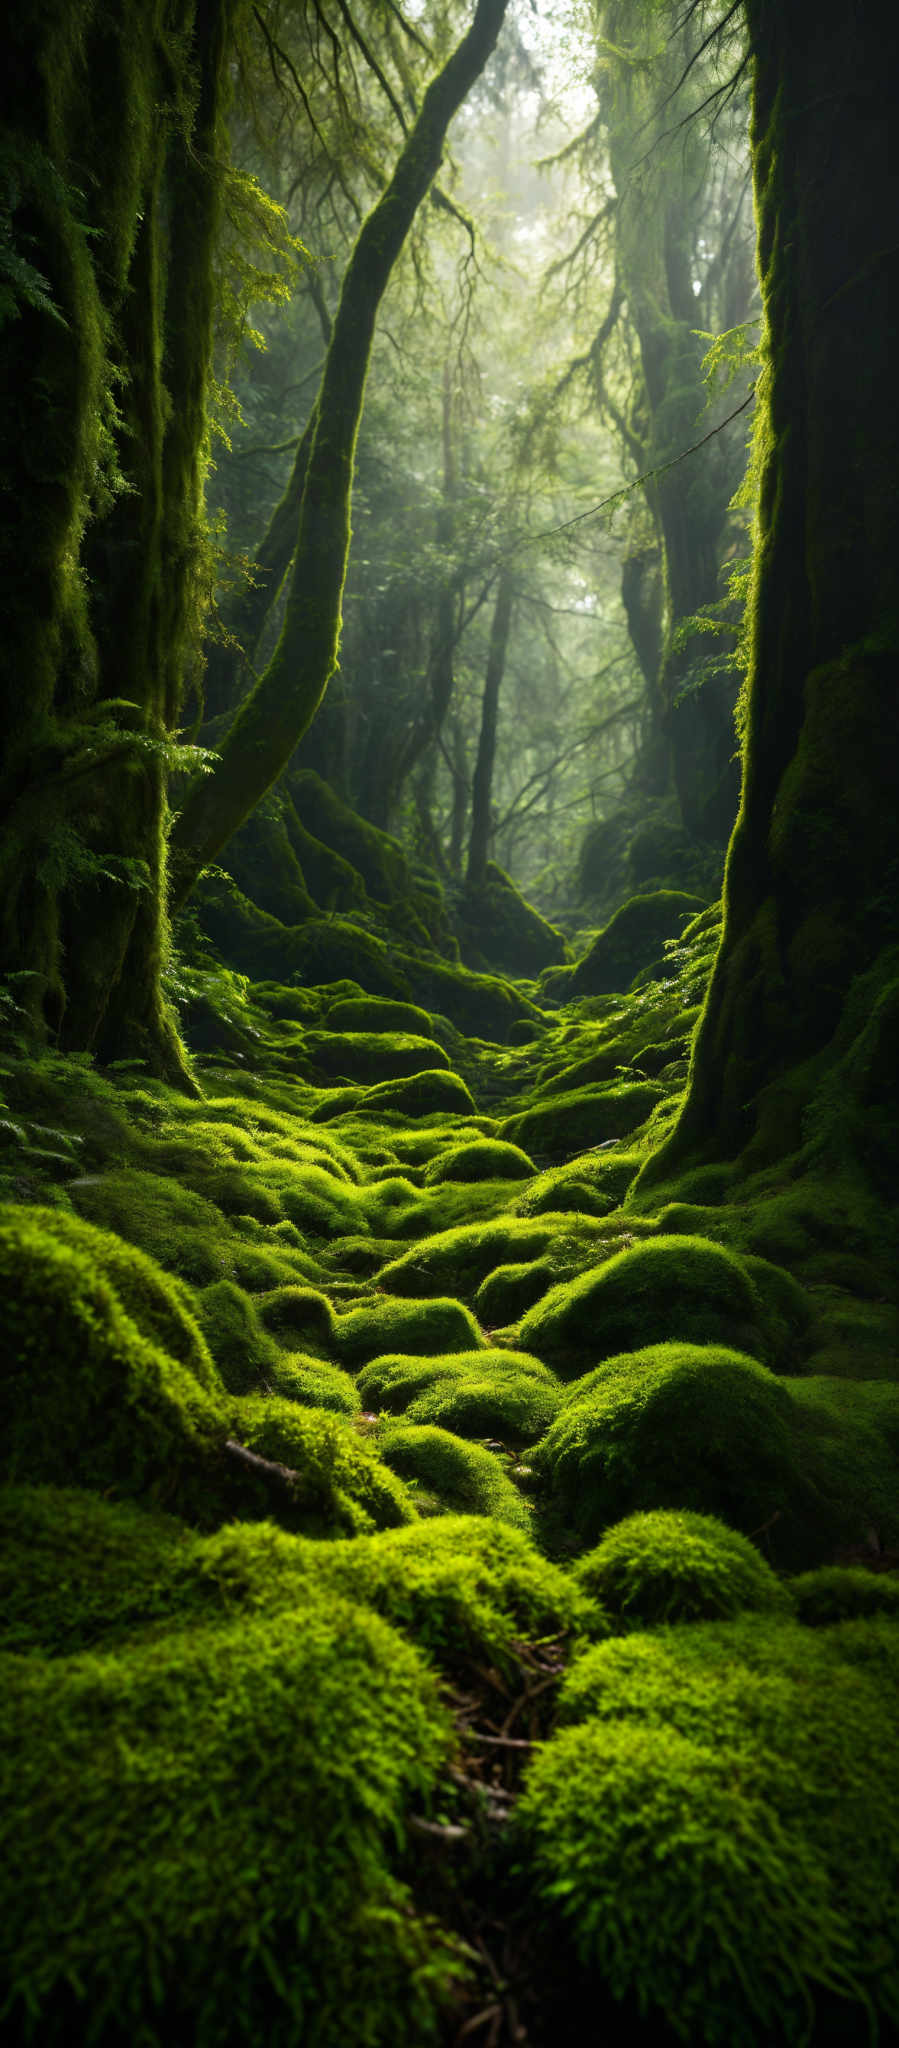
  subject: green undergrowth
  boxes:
[1,878,897,2045]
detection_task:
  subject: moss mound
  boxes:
[530,1343,796,1546]
[304,1031,451,1085]
[326,997,438,1037]
[378,1423,531,1532]
[501,1081,665,1160]
[458,863,567,977]
[568,890,706,997]
[377,1215,613,1304]
[514,1151,642,1218]
[474,1258,557,1326]
[790,1565,899,1625]
[423,1138,535,1184]
[519,1616,899,2044]
[354,1068,476,1120]
[358,1349,561,1443]
[573,1509,790,1626]
[519,1235,771,1376]
[336,1293,485,1367]
[0,1598,455,2047]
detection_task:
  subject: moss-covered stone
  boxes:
[530,1343,796,1546]
[514,1151,642,1218]
[457,863,567,977]
[14,1205,220,1390]
[377,1214,615,1304]
[573,1509,791,1626]
[0,1596,455,2046]
[519,1235,771,1376]
[258,1285,338,1353]
[195,1278,282,1392]
[304,1031,452,1085]
[353,1068,476,1120]
[423,1138,535,1184]
[338,1291,484,1366]
[474,1258,558,1326]
[326,996,437,1037]
[567,891,706,997]
[789,1566,899,1626]
[519,1617,899,2044]
[500,1081,666,1160]
[358,1349,561,1443]
[378,1423,531,1532]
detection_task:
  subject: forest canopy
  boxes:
[1,1,898,2043]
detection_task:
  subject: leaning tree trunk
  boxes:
[642,0,899,1178]
[169,0,510,908]
[466,566,514,891]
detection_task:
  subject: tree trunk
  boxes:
[466,567,514,891]
[643,0,899,1176]
[169,0,510,908]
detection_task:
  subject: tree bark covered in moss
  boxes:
[169,0,510,908]
[646,0,899,1174]
[0,0,237,1078]
[467,566,514,892]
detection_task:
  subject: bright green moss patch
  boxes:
[68,1166,236,1286]
[501,1082,666,1160]
[573,1510,790,1626]
[335,1293,485,1367]
[195,1279,282,1393]
[16,1205,220,1390]
[304,1031,452,1085]
[267,1353,361,1413]
[326,996,438,1036]
[230,1396,415,1534]
[790,1566,899,1625]
[519,1617,899,2045]
[567,890,706,997]
[258,1285,338,1352]
[423,1138,535,1183]
[519,1235,770,1376]
[353,1067,477,1119]
[474,1258,557,1326]
[377,1215,615,1304]
[357,1349,561,1443]
[530,1344,796,1547]
[378,1423,531,1532]
[514,1150,642,1218]
[0,1600,456,2048]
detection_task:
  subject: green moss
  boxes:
[335,1293,485,1368]
[353,1067,476,1119]
[474,1258,557,1326]
[258,1285,338,1353]
[423,1138,535,1184]
[16,1204,219,1390]
[519,1617,899,2044]
[357,1348,561,1444]
[568,891,706,997]
[68,1165,235,1286]
[230,1396,414,1535]
[457,863,567,977]
[326,996,438,1037]
[790,1567,899,1626]
[377,1215,615,1304]
[378,1423,532,1532]
[519,1235,770,1377]
[530,1343,795,1546]
[514,1151,642,1218]
[500,1082,666,1160]
[195,1278,281,1392]
[0,1598,455,2046]
[304,1031,452,1085]
[573,1510,791,1626]
[268,1354,361,1414]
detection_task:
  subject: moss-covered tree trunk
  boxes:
[0,0,235,1077]
[646,0,899,1174]
[466,566,514,891]
[169,0,510,907]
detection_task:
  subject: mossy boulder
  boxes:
[519,1616,899,2045]
[789,1566,899,1626]
[68,1166,236,1287]
[423,1138,535,1184]
[354,1068,476,1120]
[474,1258,557,1326]
[519,1235,771,1377]
[12,1205,219,1390]
[573,1509,791,1627]
[458,864,567,977]
[530,1343,796,1546]
[358,1349,561,1444]
[195,1279,281,1392]
[304,1031,451,1085]
[0,1597,455,2046]
[378,1423,531,1532]
[500,1081,665,1160]
[514,1151,641,1219]
[326,996,437,1037]
[567,890,706,997]
[335,1293,485,1369]
[377,1215,613,1305]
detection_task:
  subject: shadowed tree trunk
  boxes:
[642,0,899,1179]
[466,566,514,891]
[170,0,510,908]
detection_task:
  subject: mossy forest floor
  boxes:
[2,876,898,2046]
